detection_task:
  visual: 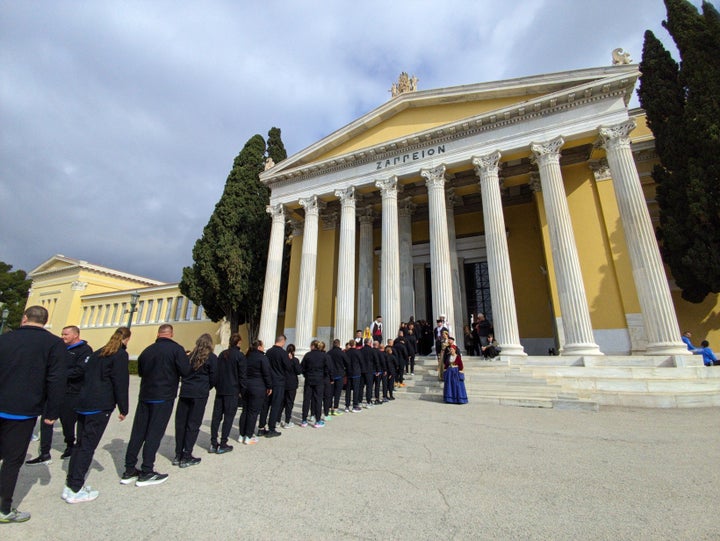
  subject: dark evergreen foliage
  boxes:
[180,133,271,338]
[638,0,720,302]
[0,261,32,332]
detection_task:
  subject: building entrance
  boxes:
[464,261,492,326]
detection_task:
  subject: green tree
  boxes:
[180,133,271,338]
[0,261,32,332]
[638,0,720,302]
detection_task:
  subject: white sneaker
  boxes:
[65,486,99,504]
[61,486,72,500]
[284,421,295,428]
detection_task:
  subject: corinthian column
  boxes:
[295,196,323,355]
[531,137,602,355]
[473,152,526,356]
[421,165,455,334]
[334,187,356,343]
[375,177,401,340]
[446,188,465,339]
[398,198,416,321]
[600,120,687,355]
[258,203,285,346]
[357,206,374,331]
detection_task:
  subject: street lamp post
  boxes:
[126,291,140,329]
[0,307,9,334]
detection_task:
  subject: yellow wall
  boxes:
[316,225,339,327]
[283,232,303,329]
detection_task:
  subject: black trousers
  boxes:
[281,388,297,423]
[345,376,360,408]
[210,394,238,446]
[39,393,80,455]
[323,380,333,416]
[373,373,382,401]
[241,387,266,438]
[363,373,374,404]
[259,383,285,431]
[386,372,395,398]
[124,400,175,474]
[0,417,35,514]
[301,383,322,421]
[409,355,415,374]
[174,396,208,458]
[66,411,111,492]
[332,377,343,409]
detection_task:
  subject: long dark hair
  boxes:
[189,333,214,370]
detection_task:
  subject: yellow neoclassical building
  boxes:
[26,255,227,357]
[257,64,719,357]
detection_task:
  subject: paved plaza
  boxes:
[5,376,719,541]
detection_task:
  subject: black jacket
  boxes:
[284,354,302,390]
[385,351,399,375]
[215,346,247,396]
[405,334,418,357]
[327,346,347,379]
[179,353,217,399]
[0,325,66,418]
[360,345,375,374]
[301,349,327,385]
[76,345,129,416]
[65,340,93,394]
[265,345,289,387]
[373,348,387,373]
[345,347,362,377]
[137,337,190,401]
[246,350,272,390]
[394,340,409,365]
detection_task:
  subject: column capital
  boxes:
[472,150,502,177]
[529,171,542,193]
[357,206,374,224]
[530,136,564,167]
[599,119,636,149]
[299,195,325,216]
[334,186,356,208]
[421,164,447,188]
[266,203,285,222]
[398,197,416,217]
[589,159,612,182]
[375,176,399,198]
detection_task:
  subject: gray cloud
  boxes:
[0,0,692,281]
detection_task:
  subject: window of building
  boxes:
[80,307,89,327]
[164,298,173,322]
[145,299,154,323]
[184,300,194,320]
[135,300,145,325]
[195,305,204,320]
[174,297,184,321]
[155,299,164,322]
[103,304,112,326]
[111,304,119,325]
[88,306,96,327]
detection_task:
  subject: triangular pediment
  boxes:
[30,254,164,286]
[261,65,639,184]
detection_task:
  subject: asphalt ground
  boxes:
[3,376,719,541]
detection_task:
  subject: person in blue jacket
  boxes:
[694,340,719,366]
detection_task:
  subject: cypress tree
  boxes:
[638,0,720,302]
[0,261,31,332]
[180,134,270,337]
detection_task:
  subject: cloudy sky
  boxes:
[0,0,698,282]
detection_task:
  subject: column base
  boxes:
[645,342,692,356]
[497,344,527,357]
[560,343,604,356]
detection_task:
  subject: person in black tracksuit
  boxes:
[360,339,376,408]
[383,345,397,400]
[344,342,362,412]
[327,340,347,416]
[280,344,301,426]
[122,324,190,487]
[301,341,327,426]
[394,336,409,386]
[210,333,246,453]
[174,333,216,468]
[64,327,130,503]
[0,306,65,522]
[405,328,418,375]
[27,326,93,465]
[372,341,386,405]
[259,335,288,437]
[241,341,272,444]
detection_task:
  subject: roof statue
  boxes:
[612,48,632,65]
[390,72,419,98]
[264,157,275,171]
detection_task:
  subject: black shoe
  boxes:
[265,430,282,438]
[60,447,73,460]
[388,396,395,400]
[217,444,234,454]
[171,455,181,466]
[26,454,52,466]
[209,444,218,454]
[258,428,269,436]
[135,471,169,486]
[120,468,141,485]
[179,456,201,468]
